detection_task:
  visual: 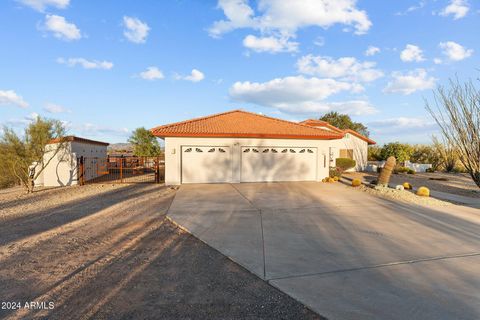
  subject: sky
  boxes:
[0,0,478,145]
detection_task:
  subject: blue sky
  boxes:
[0,0,478,144]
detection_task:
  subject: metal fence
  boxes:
[78,156,164,185]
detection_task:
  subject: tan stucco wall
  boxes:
[34,141,108,187]
[164,137,337,185]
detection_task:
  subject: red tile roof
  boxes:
[151,110,344,140]
[300,119,376,145]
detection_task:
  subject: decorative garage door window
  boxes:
[184,147,229,153]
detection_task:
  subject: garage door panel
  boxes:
[241,147,317,182]
[182,146,232,183]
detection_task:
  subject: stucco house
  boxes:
[34,136,109,187]
[151,110,375,185]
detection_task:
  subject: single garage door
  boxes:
[241,147,317,182]
[181,146,232,183]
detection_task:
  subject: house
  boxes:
[151,110,375,185]
[299,119,376,171]
[34,136,109,187]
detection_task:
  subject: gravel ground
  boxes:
[345,171,480,199]
[353,184,453,206]
[0,184,322,320]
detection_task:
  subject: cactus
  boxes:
[416,186,430,197]
[328,177,335,183]
[351,179,362,187]
[403,182,412,190]
[378,156,396,187]
[333,176,339,181]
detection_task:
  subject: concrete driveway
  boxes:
[167,182,480,320]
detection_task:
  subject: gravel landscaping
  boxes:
[0,184,322,320]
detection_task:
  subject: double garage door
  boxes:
[181,146,317,183]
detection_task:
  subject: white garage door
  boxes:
[181,146,232,183]
[241,147,317,182]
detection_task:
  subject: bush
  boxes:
[335,158,356,172]
[407,169,415,174]
[393,166,410,174]
[351,179,361,187]
[368,146,383,161]
[426,168,435,173]
[416,186,430,197]
[329,168,341,178]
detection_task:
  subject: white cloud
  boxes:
[18,0,69,12]
[243,34,298,53]
[314,36,325,47]
[433,58,443,64]
[209,0,372,52]
[439,41,473,61]
[395,0,427,16]
[0,90,29,108]
[229,75,368,114]
[365,46,380,56]
[43,14,81,41]
[78,123,130,137]
[176,69,205,82]
[400,44,425,62]
[296,55,383,83]
[123,16,150,44]
[57,57,113,70]
[384,69,436,95]
[44,103,69,113]
[369,117,437,135]
[139,66,164,80]
[440,0,469,19]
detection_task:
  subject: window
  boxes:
[340,149,354,159]
[243,148,250,153]
[195,148,203,153]
[219,148,226,153]
[289,149,296,153]
[184,148,192,153]
[253,148,259,153]
[271,149,278,153]
[299,149,305,153]
[262,149,269,153]
[208,148,215,153]
[281,149,288,153]
[307,149,314,153]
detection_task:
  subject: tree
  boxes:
[0,117,67,192]
[367,145,383,161]
[319,112,370,137]
[380,142,413,163]
[410,144,442,170]
[128,127,162,156]
[426,77,480,187]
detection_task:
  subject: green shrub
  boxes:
[380,142,413,163]
[393,166,410,174]
[335,158,356,171]
[329,168,342,178]
[426,167,435,173]
[407,169,415,174]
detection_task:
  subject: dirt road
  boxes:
[0,184,321,320]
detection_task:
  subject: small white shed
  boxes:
[34,136,109,187]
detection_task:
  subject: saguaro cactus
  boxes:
[378,156,396,187]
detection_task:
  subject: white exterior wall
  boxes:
[164,137,336,185]
[34,141,108,187]
[329,134,368,171]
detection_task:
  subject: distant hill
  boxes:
[108,143,133,152]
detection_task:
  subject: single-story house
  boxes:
[151,110,375,185]
[34,136,109,187]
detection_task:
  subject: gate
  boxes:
[78,156,164,185]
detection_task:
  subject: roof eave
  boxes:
[152,132,343,140]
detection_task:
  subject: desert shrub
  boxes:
[394,166,410,174]
[329,168,341,178]
[351,179,361,187]
[416,186,430,197]
[368,145,383,161]
[380,142,413,163]
[426,168,435,173]
[411,145,442,170]
[335,158,356,172]
[407,169,415,174]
